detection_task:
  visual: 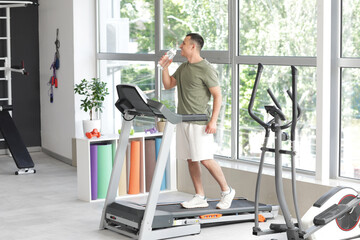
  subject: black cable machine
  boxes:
[99,84,278,239]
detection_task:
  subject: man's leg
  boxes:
[181,159,209,208]
[201,159,235,209]
[187,159,205,196]
[201,159,229,192]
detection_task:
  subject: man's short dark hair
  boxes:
[186,33,204,50]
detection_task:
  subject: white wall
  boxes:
[73,0,97,138]
[39,0,96,160]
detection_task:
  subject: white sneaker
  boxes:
[181,194,209,209]
[216,187,235,209]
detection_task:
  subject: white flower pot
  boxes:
[83,119,101,135]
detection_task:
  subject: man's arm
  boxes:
[159,56,177,89]
[205,86,222,134]
[162,67,177,89]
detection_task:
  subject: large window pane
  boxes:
[341,68,360,179]
[239,65,316,171]
[342,0,360,57]
[214,64,232,157]
[239,0,316,56]
[99,60,155,134]
[98,0,155,53]
[163,0,228,50]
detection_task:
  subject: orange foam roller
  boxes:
[128,141,140,194]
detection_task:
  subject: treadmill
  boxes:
[100,84,278,239]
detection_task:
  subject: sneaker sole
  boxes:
[216,205,230,209]
[181,203,209,209]
[216,189,236,209]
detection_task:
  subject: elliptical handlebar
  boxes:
[267,88,282,110]
[290,65,298,141]
[248,63,302,133]
[248,63,268,129]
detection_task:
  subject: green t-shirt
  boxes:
[172,59,219,124]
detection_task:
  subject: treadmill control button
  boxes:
[199,214,222,219]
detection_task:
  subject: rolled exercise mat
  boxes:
[90,144,98,200]
[140,141,144,193]
[118,154,127,196]
[145,139,156,192]
[97,143,113,199]
[128,140,141,194]
[155,137,167,190]
[112,142,116,165]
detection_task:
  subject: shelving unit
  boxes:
[76,132,176,202]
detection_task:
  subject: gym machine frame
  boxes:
[249,63,360,240]
[99,84,278,239]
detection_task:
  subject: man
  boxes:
[158,33,235,209]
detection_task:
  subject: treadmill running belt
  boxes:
[156,199,271,215]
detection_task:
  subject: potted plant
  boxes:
[74,77,109,135]
[153,98,175,132]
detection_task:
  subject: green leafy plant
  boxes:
[74,78,109,120]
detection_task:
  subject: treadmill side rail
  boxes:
[100,119,132,229]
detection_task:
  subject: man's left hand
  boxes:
[205,120,217,134]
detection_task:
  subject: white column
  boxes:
[316,0,332,181]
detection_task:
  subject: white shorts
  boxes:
[176,122,216,162]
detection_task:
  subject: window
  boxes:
[340,0,360,179]
[97,1,352,177]
[99,60,155,133]
[239,0,316,56]
[340,68,360,178]
[214,64,232,157]
[239,65,316,170]
[342,0,360,58]
[163,0,228,50]
[98,0,155,53]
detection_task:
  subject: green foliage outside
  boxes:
[110,0,360,165]
[116,0,317,158]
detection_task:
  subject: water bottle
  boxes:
[157,48,177,70]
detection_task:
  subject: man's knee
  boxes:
[200,159,213,168]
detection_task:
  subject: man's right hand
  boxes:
[158,54,173,69]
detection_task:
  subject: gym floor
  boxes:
[0,152,287,240]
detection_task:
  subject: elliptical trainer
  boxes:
[249,63,360,240]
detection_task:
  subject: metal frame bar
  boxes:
[315,0,332,181]
[154,0,162,101]
[330,0,341,179]
[5,7,11,106]
[100,118,132,229]
[230,0,239,160]
[138,121,175,239]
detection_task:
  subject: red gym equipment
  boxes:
[86,128,101,139]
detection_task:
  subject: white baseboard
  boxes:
[41,148,73,166]
[0,146,41,155]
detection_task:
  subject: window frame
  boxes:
[96,0,358,181]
